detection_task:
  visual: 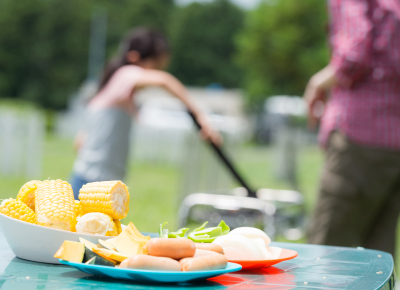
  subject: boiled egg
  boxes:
[212,227,281,260]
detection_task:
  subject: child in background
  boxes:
[71,27,221,199]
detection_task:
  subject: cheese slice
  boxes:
[93,247,129,262]
[98,239,117,251]
[113,222,150,256]
[54,241,85,263]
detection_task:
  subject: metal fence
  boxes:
[0,109,45,178]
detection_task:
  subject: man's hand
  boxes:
[303,65,336,129]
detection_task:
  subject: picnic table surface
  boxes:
[0,229,395,290]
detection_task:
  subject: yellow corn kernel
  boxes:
[0,198,36,224]
[79,181,129,220]
[113,219,122,234]
[35,180,76,231]
[107,219,119,236]
[17,180,42,211]
[74,200,82,217]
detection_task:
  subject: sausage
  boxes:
[195,243,224,254]
[119,255,181,271]
[194,249,220,257]
[145,238,195,260]
[180,254,228,272]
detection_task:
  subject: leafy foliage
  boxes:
[0,0,174,110]
[0,0,91,109]
[102,0,174,58]
[236,0,329,108]
[168,0,244,87]
[0,0,329,111]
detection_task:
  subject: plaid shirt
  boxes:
[320,0,400,149]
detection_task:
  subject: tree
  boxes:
[236,0,329,108]
[101,0,174,58]
[0,0,92,110]
[169,0,244,88]
[0,0,174,110]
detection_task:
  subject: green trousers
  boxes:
[308,132,400,257]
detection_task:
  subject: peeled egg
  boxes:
[268,246,283,259]
[213,234,268,260]
[214,227,280,261]
[252,237,267,248]
[229,227,271,246]
[252,237,272,260]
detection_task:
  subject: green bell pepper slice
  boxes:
[192,221,208,233]
[217,220,230,235]
[187,220,230,243]
[160,220,230,241]
[168,228,189,238]
[159,222,189,238]
[159,222,169,238]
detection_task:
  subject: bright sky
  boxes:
[175,0,262,10]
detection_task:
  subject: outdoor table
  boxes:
[0,230,394,290]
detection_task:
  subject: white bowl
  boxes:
[0,213,111,264]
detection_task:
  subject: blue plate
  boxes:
[59,259,242,283]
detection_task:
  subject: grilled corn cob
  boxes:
[17,180,42,211]
[76,212,118,236]
[35,179,76,231]
[0,198,36,224]
[79,181,129,219]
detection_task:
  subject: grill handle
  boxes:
[187,110,257,198]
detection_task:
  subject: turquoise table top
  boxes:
[0,230,395,290]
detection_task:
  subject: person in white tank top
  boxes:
[70,27,221,199]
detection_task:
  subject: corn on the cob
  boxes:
[0,198,36,224]
[35,179,76,231]
[17,180,42,211]
[74,200,82,217]
[79,181,129,219]
[114,219,122,234]
[76,212,118,236]
[107,220,119,236]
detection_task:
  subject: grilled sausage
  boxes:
[119,255,181,271]
[195,243,224,254]
[194,249,220,257]
[145,238,196,260]
[180,254,227,272]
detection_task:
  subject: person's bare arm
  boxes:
[304,0,373,129]
[136,70,222,145]
[74,130,86,153]
[303,65,336,129]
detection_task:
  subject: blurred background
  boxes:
[0,0,329,242]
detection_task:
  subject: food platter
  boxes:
[0,178,299,281]
[59,259,242,283]
[229,248,298,270]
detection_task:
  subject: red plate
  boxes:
[228,248,298,270]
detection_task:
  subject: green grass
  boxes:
[0,136,322,228]
[124,162,180,232]
[0,136,322,231]
[0,135,181,233]
[235,144,324,213]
